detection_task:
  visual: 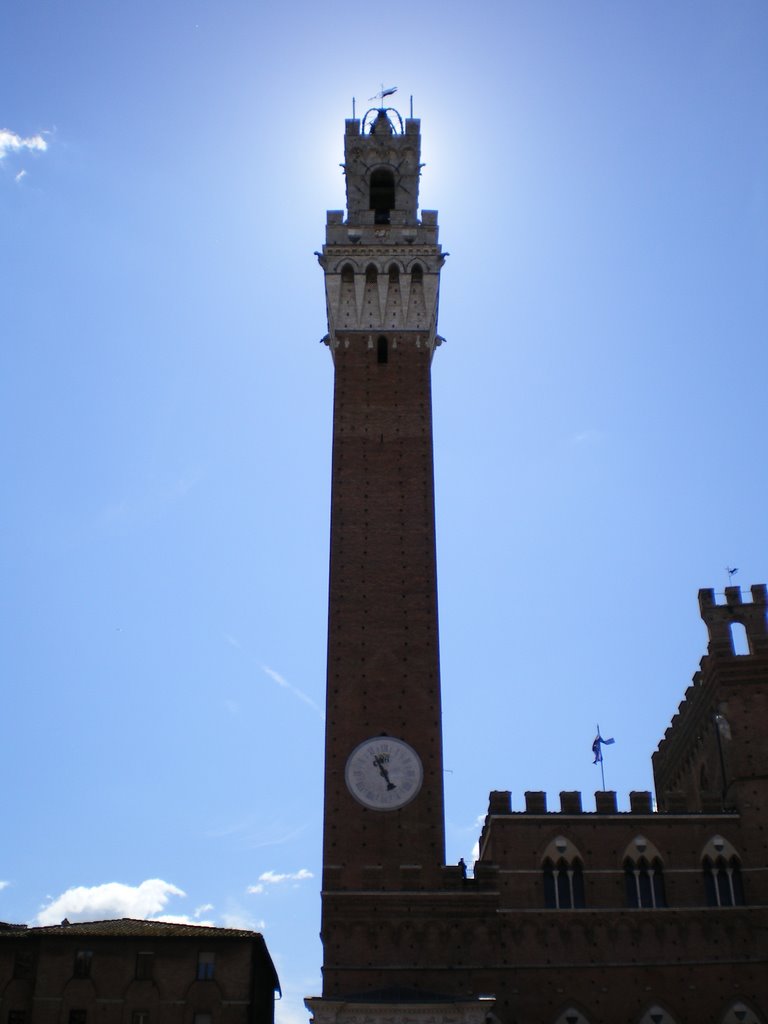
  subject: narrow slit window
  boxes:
[377,336,388,364]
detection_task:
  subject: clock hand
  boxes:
[372,755,397,790]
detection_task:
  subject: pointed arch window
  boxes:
[365,264,378,284]
[410,264,424,283]
[702,836,744,907]
[624,856,666,908]
[704,856,744,907]
[388,264,400,283]
[543,858,585,909]
[542,837,585,909]
[341,263,354,284]
[370,169,395,224]
[623,836,666,908]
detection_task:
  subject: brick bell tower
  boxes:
[306,105,491,1024]
[319,104,446,885]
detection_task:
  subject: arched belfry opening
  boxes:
[370,168,396,224]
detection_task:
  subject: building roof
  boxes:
[0,917,263,939]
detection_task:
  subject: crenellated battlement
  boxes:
[698,583,768,656]
[485,789,669,816]
[651,583,768,814]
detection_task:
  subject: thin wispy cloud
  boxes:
[0,128,47,161]
[34,879,185,926]
[568,428,603,447]
[261,665,323,718]
[247,868,313,895]
[14,169,27,183]
[205,816,308,851]
[0,880,10,891]
[100,471,204,530]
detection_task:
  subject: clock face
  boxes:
[345,736,424,810]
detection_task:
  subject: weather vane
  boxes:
[369,85,398,105]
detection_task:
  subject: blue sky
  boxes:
[3,3,767,1022]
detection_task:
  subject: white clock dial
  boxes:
[345,736,423,810]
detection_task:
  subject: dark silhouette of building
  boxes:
[0,918,280,1024]
[306,106,768,1024]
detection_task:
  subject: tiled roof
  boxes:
[1,918,262,939]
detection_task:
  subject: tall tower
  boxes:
[319,105,446,889]
[307,107,491,1024]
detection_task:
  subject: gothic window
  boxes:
[341,263,354,284]
[542,837,585,909]
[623,837,666,908]
[377,336,388,365]
[702,836,745,907]
[704,855,744,906]
[543,858,585,909]
[370,168,395,224]
[624,857,666,908]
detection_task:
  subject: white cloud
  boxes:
[0,880,10,891]
[153,912,216,926]
[194,903,214,918]
[0,129,47,160]
[220,910,265,931]
[14,169,26,183]
[249,868,313,894]
[261,868,313,884]
[34,879,186,926]
[261,665,323,718]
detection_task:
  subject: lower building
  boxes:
[0,918,280,1024]
[309,586,768,1024]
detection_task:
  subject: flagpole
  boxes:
[597,723,606,791]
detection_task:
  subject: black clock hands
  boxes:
[373,754,396,790]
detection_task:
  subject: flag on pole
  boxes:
[592,733,615,764]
